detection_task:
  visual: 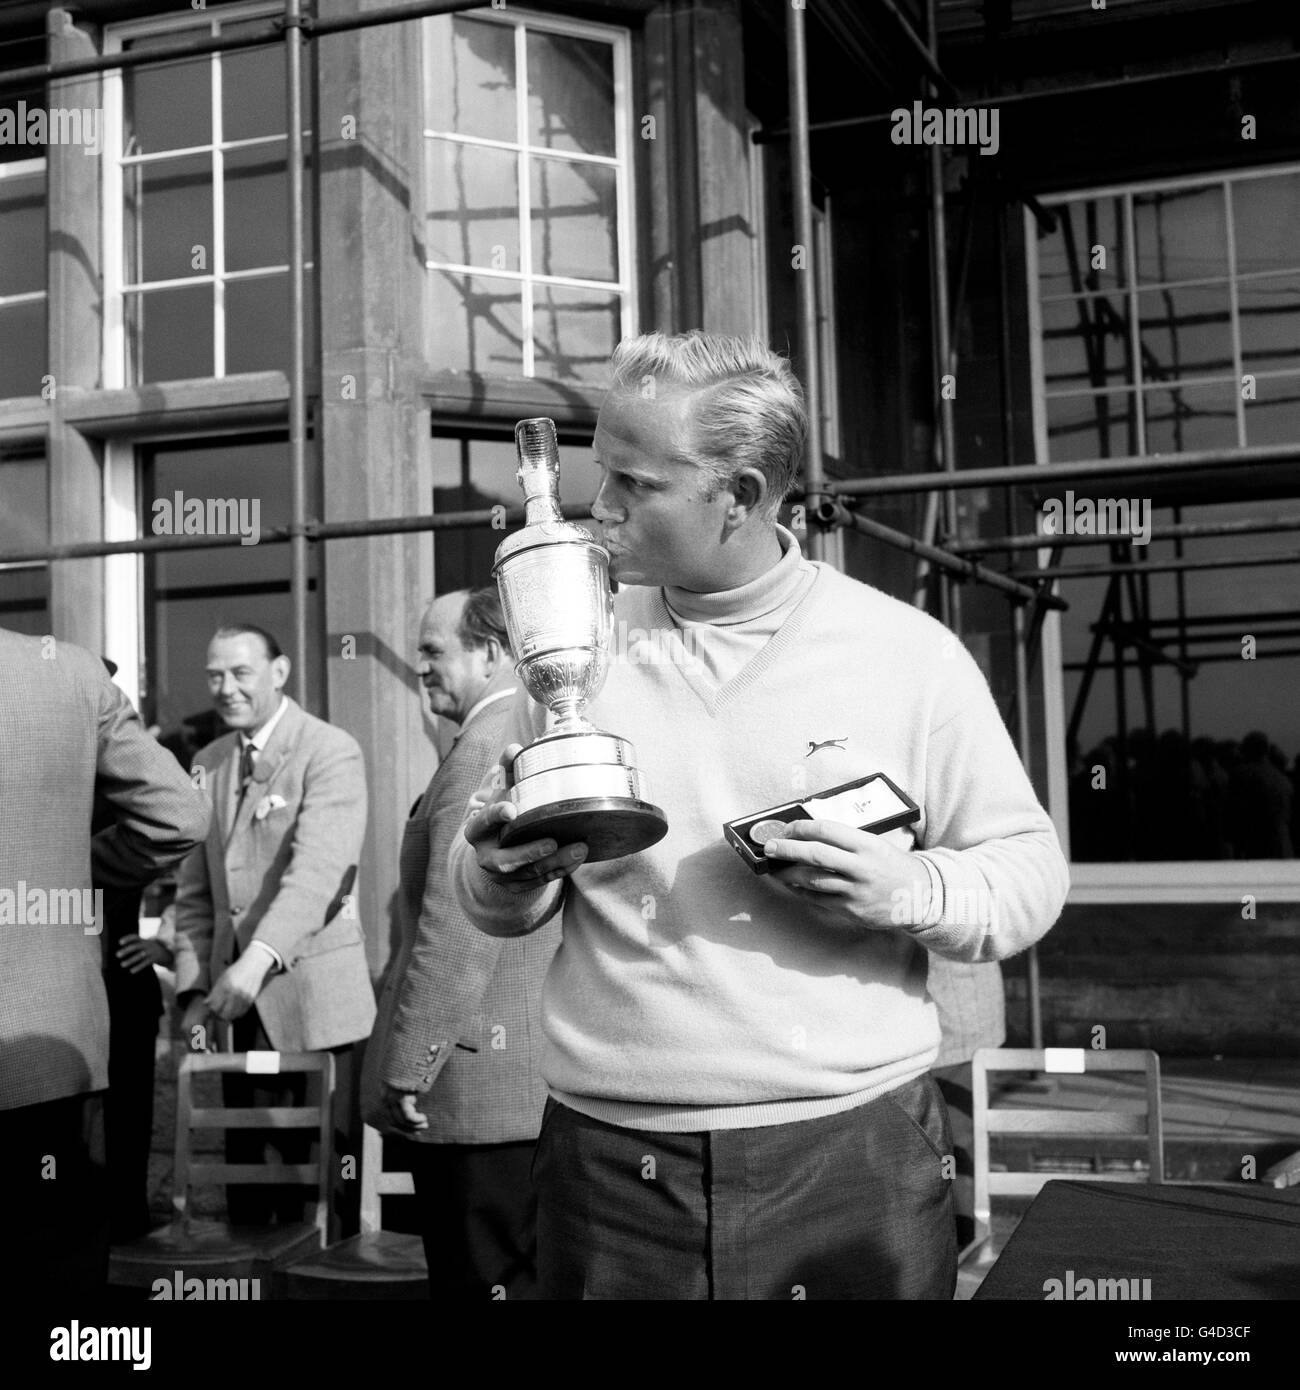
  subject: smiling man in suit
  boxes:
[172,623,375,1223]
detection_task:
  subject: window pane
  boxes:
[0,169,44,296]
[1232,172,1300,278]
[225,273,308,375]
[1133,185,1227,285]
[532,284,620,382]
[428,16,517,144]
[1041,295,1132,394]
[428,270,523,376]
[0,455,48,551]
[1045,391,1140,463]
[123,38,212,154]
[0,300,45,398]
[1038,196,1128,300]
[1063,500,1300,862]
[1238,273,1300,377]
[1136,284,1233,383]
[128,285,214,382]
[526,30,614,156]
[530,157,617,281]
[225,142,289,271]
[431,433,598,594]
[220,26,285,143]
[0,566,49,634]
[131,154,212,284]
[1244,374,1300,447]
[144,436,319,733]
[1142,381,1238,454]
[426,140,519,270]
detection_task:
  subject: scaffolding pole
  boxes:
[826,440,1300,497]
[786,0,825,561]
[953,512,1300,555]
[0,0,486,93]
[286,0,308,705]
[1010,548,1300,581]
[814,500,1066,610]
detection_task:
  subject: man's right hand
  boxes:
[180,994,215,1052]
[463,743,588,892]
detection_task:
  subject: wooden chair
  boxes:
[960,1047,1164,1285]
[274,1124,428,1299]
[109,1051,335,1294]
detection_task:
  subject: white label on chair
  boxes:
[1043,1047,1086,1073]
[245,1050,282,1074]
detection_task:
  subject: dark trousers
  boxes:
[533,1073,957,1300]
[222,1010,353,1227]
[0,1092,109,1297]
[408,1139,539,1301]
[105,989,161,1243]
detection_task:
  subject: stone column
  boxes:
[316,0,438,978]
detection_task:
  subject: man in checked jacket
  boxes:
[363,587,559,1300]
[0,628,209,1294]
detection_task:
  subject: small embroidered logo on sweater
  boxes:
[806,737,848,756]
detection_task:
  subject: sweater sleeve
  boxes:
[448,688,565,939]
[909,644,1069,963]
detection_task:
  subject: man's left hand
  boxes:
[206,949,275,1021]
[763,820,931,932]
[378,1084,429,1135]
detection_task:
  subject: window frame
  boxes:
[101,0,299,389]
[421,3,638,383]
[1025,164,1300,903]
[0,156,48,400]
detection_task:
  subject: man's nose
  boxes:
[590,480,621,524]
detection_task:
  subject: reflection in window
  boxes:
[108,5,312,384]
[0,452,50,634]
[1055,500,1300,863]
[0,161,47,399]
[424,12,633,383]
[1036,166,1300,461]
[141,435,319,737]
[431,432,598,594]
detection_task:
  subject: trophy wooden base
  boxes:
[499,797,668,863]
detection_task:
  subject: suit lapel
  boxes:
[214,736,240,844]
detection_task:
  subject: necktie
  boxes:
[238,741,256,801]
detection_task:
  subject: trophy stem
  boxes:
[549,698,592,734]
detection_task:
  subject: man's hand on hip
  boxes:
[763,819,934,932]
[463,742,588,893]
[206,948,276,1022]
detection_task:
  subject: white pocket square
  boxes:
[253,793,288,821]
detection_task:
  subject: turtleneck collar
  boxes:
[662,524,808,626]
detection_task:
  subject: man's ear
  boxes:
[272,655,291,690]
[728,467,769,525]
[481,636,502,671]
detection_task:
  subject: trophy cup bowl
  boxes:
[492,418,668,863]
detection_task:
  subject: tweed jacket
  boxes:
[363,686,559,1143]
[0,629,210,1110]
[172,696,376,1051]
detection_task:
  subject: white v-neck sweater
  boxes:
[450,531,1069,1132]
